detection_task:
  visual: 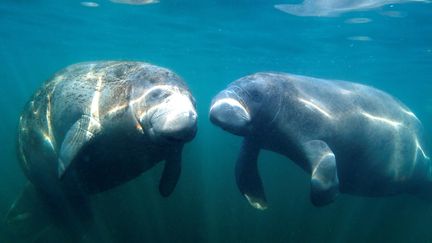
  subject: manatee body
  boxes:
[210,72,431,209]
[17,61,197,205]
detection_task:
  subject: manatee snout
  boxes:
[152,110,197,141]
[151,94,197,142]
[209,92,251,136]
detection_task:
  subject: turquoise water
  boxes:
[1,0,432,242]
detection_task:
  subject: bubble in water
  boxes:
[345,18,373,24]
[347,36,372,41]
[80,1,99,7]
[381,11,407,18]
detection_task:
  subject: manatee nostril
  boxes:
[190,110,197,119]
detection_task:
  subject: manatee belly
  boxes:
[63,135,165,194]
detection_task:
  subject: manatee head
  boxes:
[209,73,282,136]
[131,71,197,143]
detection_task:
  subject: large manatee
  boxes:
[210,72,430,209]
[6,61,197,238]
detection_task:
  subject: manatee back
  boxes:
[17,78,59,181]
[269,73,423,140]
[287,74,417,123]
[17,61,143,182]
[49,62,134,143]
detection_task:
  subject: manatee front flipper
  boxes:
[159,147,183,197]
[59,115,101,178]
[236,139,267,210]
[303,140,339,206]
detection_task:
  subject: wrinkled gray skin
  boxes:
[17,61,197,205]
[210,72,431,209]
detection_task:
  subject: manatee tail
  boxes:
[2,182,61,242]
[3,182,107,242]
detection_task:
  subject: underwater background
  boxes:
[0,0,431,242]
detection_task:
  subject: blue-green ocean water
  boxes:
[1,0,432,242]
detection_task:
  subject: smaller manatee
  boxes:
[210,72,431,209]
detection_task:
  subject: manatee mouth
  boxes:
[150,109,197,143]
[163,136,183,142]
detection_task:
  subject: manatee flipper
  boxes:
[58,115,101,178]
[303,140,339,206]
[236,139,267,210]
[159,147,182,197]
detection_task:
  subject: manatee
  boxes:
[209,72,430,209]
[6,61,197,237]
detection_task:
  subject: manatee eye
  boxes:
[151,90,162,98]
[250,89,263,102]
[150,89,170,100]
